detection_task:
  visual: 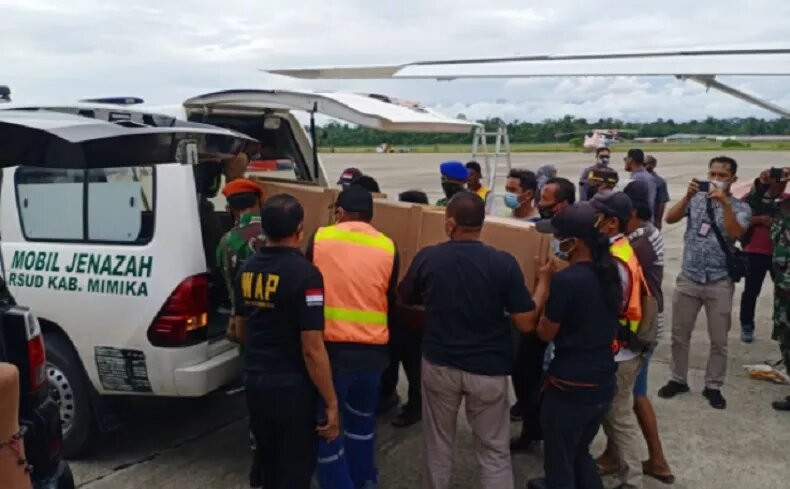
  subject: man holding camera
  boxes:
[746,167,790,411]
[658,156,751,410]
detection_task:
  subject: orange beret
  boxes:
[222,178,264,199]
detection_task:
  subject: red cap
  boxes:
[221,178,264,199]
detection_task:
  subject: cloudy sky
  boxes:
[2,0,789,122]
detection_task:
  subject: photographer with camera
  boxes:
[745,166,790,411]
[658,156,752,410]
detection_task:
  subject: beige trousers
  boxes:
[602,355,644,489]
[670,274,735,389]
[421,358,513,489]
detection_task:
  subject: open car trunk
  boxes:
[183,89,480,185]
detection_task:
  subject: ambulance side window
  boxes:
[87,167,155,243]
[16,168,85,240]
[15,166,155,244]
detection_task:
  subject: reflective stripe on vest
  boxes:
[313,222,394,345]
[611,236,647,333]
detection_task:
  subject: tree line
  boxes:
[315,116,790,147]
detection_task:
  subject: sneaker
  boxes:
[703,388,727,409]
[771,395,790,411]
[510,402,523,421]
[657,380,690,399]
[740,325,755,343]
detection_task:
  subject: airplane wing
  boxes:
[267,48,790,118]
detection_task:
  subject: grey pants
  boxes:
[602,356,643,489]
[421,358,513,489]
[670,274,735,389]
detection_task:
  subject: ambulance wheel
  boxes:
[44,332,96,459]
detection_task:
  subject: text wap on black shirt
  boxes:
[399,240,535,376]
[235,246,324,386]
[544,262,619,404]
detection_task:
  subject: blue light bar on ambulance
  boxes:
[79,97,145,105]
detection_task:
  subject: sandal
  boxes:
[642,461,675,484]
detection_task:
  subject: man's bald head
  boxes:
[446,191,485,229]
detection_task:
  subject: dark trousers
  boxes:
[513,334,547,440]
[541,388,610,489]
[380,324,423,415]
[246,377,318,489]
[739,252,773,328]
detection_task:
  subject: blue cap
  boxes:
[440,161,469,181]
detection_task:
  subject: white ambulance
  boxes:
[0,91,476,457]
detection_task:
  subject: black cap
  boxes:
[536,202,598,238]
[337,167,363,185]
[623,180,649,208]
[335,185,373,214]
[589,190,633,224]
[627,148,645,164]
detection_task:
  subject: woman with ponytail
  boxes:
[527,203,622,489]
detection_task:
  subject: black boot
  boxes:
[249,448,262,488]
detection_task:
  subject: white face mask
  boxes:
[711,179,730,191]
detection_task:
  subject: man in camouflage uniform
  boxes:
[217,178,266,327]
[746,168,790,411]
[216,177,266,487]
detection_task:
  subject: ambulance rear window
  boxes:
[15,166,155,244]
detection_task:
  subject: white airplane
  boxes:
[266,47,790,118]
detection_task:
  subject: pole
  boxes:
[310,102,319,182]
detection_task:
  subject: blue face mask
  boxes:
[504,192,522,210]
[551,237,572,261]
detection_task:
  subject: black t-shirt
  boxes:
[544,262,618,403]
[399,240,534,376]
[235,246,324,385]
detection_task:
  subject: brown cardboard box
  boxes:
[371,200,422,278]
[249,179,551,289]
[481,216,552,292]
[255,180,337,251]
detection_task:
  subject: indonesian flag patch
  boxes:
[305,289,324,307]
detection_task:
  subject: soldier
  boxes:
[746,167,790,411]
[218,178,266,326]
[216,177,265,488]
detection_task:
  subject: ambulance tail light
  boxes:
[25,313,47,392]
[148,275,209,347]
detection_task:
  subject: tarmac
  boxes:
[69,151,790,488]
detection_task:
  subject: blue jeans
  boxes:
[317,370,382,489]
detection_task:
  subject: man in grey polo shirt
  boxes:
[622,149,657,221]
[657,156,751,410]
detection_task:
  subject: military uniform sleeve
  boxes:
[297,265,325,332]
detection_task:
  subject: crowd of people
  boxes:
[215,150,789,489]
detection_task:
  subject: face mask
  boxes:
[551,237,572,261]
[504,192,522,209]
[598,156,610,166]
[441,182,464,199]
[539,203,557,219]
[711,179,730,191]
